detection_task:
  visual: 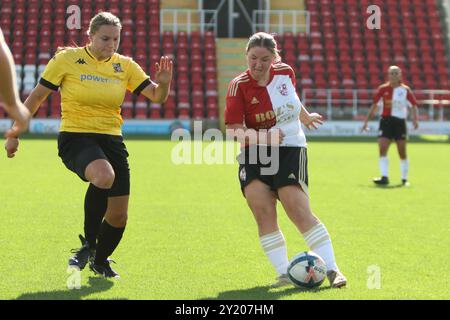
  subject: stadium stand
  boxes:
[0,0,448,121]
[298,0,449,90]
[293,0,450,118]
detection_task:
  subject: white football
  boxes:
[287,251,327,288]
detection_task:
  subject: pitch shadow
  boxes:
[201,284,332,300]
[370,183,405,189]
[15,277,123,300]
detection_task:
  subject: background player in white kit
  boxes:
[225,32,347,288]
[362,66,419,186]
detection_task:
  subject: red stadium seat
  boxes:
[50,93,61,118]
[206,108,218,120]
[35,100,49,118]
[424,75,437,88]
[192,105,204,119]
[121,93,134,119]
[436,65,449,77]
[314,76,327,88]
[7,0,446,122]
[163,109,175,119]
[135,96,148,119]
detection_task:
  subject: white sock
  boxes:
[400,159,409,180]
[303,223,338,272]
[379,156,389,177]
[260,230,289,275]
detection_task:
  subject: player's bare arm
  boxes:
[299,105,323,130]
[4,84,52,157]
[140,56,173,103]
[0,28,31,136]
[411,104,419,129]
[361,103,378,132]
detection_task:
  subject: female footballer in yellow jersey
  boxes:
[4,12,173,278]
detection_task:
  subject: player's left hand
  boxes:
[154,56,173,85]
[4,102,30,138]
[303,113,323,130]
[413,121,419,130]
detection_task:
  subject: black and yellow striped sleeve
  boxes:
[127,59,151,95]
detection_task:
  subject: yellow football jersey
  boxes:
[40,46,151,135]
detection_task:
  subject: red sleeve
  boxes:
[407,88,417,105]
[373,87,383,104]
[289,66,296,87]
[224,82,245,125]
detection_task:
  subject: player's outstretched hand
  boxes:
[304,113,323,130]
[4,137,19,158]
[154,56,173,85]
[361,121,369,133]
[4,102,30,138]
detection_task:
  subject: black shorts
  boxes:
[378,116,407,141]
[237,146,309,197]
[57,132,130,197]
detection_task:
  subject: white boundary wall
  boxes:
[0,119,449,137]
[302,121,450,136]
[0,119,190,135]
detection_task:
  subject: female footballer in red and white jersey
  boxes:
[225,32,347,288]
[362,66,419,186]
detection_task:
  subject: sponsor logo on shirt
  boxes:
[75,58,87,65]
[80,74,121,84]
[255,110,276,123]
[251,97,259,104]
[254,102,298,124]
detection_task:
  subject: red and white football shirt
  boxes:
[225,63,306,147]
[373,82,417,119]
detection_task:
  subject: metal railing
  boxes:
[252,10,310,34]
[160,9,218,35]
[301,89,450,121]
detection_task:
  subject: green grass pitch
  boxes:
[0,138,448,300]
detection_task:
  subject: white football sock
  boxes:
[400,159,409,180]
[303,223,338,272]
[379,156,389,177]
[260,230,289,275]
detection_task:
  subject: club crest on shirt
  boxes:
[112,63,123,73]
[277,83,289,96]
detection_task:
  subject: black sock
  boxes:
[84,183,108,249]
[94,220,125,265]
